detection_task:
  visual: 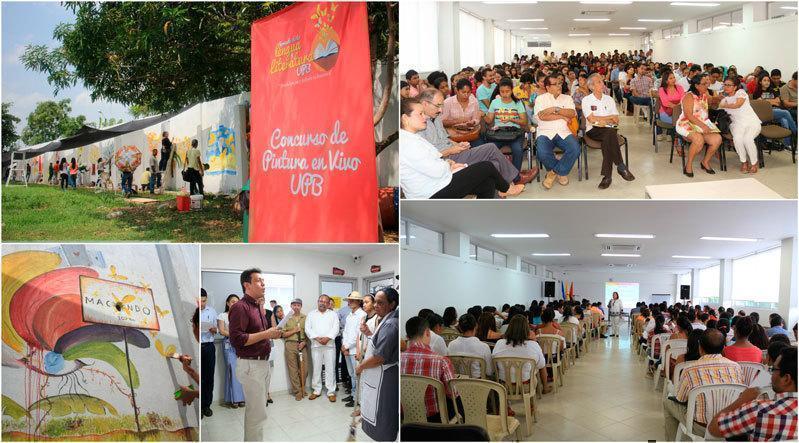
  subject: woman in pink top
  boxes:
[657,70,684,125]
[723,316,763,363]
[441,78,482,144]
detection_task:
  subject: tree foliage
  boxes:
[20,99,86,146]
[2,103,22,151]
[21,2,395,115]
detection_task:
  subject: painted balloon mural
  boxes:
[1,247,198,441]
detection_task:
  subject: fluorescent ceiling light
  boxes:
[601,253,641,257]
[574,18,611,21]
[508,19,545,22]
[700,236,759,242]
[670,2,720,6]
[620,26,647,30]
[608,33,631,36]
[520,27,549,30]
[717,22,730,25]
[594,233,654,239]
[782,6,799,10]
[639,19,673,22]
[532,253,571,256]
[568,33,591,36]
[580,1,633,4]
[484,1,538,4]
[672,255,712,259]
[491,233,550,238]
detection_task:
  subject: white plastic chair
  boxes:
[449,354,488,379]
[738,362,768,387]
[655,339,686,391]
[537,334,565,392]
[449,378,521,441]
[401,374,451,425]
[647,333,671,371]
[493,356,539,434]
[663,360,689,402]
[676,383,747,441]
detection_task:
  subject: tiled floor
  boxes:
[200,389,376,442]
[510,110,798,199]
[517,326,666,441]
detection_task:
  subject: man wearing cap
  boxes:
[228,268,282,441]
[281,298,310,401]
[341,292,367,407]
[305,294,340,402]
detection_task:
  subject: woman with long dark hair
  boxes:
[485,77,528,171]
[752,72,796,147]
[58,158,69,190]
[675,73,722,177]
[68,157,78,189]
[476,312,502,341]
[217,294,245,408]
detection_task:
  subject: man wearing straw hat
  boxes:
[341,291,367,408]
[281,298,310,401]
[305,294,340,402]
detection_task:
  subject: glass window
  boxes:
[366,274,396,293]
[731,248,780,309]
[663,25,682,39]
[400,1,439,73]
[769,2,797,20]
[476,245,493,264]
[521,261,537,275]
[406,222,443,253]
[494,27,505,64]
[546,270,554,279]
[731,9,743,25]
[697,265,720,304]
[469,243,477,259]
[493,251,507,267]
[460,10,485,68]
[698,17,713,32]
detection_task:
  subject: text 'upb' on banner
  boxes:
[250,2,378,242]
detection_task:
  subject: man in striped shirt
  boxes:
[663,329,743,440]
[400,316,457,422]
[709,346,797,441]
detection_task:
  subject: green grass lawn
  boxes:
[2,184,241,242]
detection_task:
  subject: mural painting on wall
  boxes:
[205,125,238,176]
[1,248,197,441]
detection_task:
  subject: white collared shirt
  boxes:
[399,129,452,199]
[582,93,619,132]
[533,93,576,140]
[492,339,546,382]
[342,308,367,352]
[429,330,448,356]
[305,309,340,348]
[448,335,494,377]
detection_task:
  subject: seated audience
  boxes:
[723,316,763,363]
[663,329,744,441]
[766,339,790,366]
[406,70,421,98]
[752,72,796,147]
[657,69,685,136]
[447,314,494,378]
[676,74,723,177]
[442,307,459,330]
[484,77,530,172]
[537,308,565,350]
[399,98,523,199]
[400,316,458,423]
[766,314,791,338]
[441,78,484,146]
[420,87,533,186]
[780,71,797,121]
[709,346,797,441]
[426,313,448,356]
[400,81,410,99]
[534,74,581,190]
[583,72,636,189]
[492,314,551,394]
[629,63,654,111]
[476,312,503,342]
[476,68,498,113]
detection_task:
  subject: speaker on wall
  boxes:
[544,281,556,298]
[680,285,691,300]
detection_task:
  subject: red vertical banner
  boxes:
[250,2,378,242]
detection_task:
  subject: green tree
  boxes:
[2,102,22,151]
[20,2,395,115]
[20,99,87,145]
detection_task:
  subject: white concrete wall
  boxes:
[521,35,639,59]
[557,270,678,306]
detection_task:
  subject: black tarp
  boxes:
[2,104,192,168]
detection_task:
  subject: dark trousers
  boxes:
[60,173,68,189]
[586,127,623,177]
[155,172,162,188]
[334,335,351,389]
[121,172,133,194]
[186,168,204,195]
[430,161,509,199]
[201,342,215,410]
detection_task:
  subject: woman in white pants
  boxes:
[608,292,623,337]
[718,76,762,173]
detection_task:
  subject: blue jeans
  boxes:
[148,174,155,193]
[504,136,525,171]
[771,108,796,146]
[657,111,673,135]
[121,172,133,194]
[629,95,652,107]
[536,134,580,176]
[345,354,358,403]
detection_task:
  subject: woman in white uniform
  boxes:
[717,76,762,173]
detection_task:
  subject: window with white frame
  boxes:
[460,10,485,68]
[696,265,720,304]
[493,251,507,267]
[768,2,798,20]
[663,25,682,39]
[546,270,554,279]
[401,219,443,253]
[698,17,713,32]
[521,261,537,275]
[470,243,508,267]
[731,247,781,309]
[698,9,743,32]
[399,1,439,73]
[494,27,505,64]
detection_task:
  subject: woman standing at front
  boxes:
[718,76,762,173]
[217,295,245,408]
[676,74,722,177]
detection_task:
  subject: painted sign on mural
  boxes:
[80,277,160,331]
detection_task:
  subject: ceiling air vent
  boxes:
[608,263,635,268]
[579,10,616,16]
[602,244,642,253]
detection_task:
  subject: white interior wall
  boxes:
[523,35,638,59]
[201,245,397,401]
[652,14,797,76]
[400,247,544,327]
[557,270,678,306]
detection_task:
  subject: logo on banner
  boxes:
[80,276,160,330]
[271,3,340,78]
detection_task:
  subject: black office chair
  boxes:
[401,423,490,441]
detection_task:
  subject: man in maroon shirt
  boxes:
[228,268,281,441]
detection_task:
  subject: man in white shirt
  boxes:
[448,314,493,378]
[582,73,635,189]
[708,67,724,94]
[689,310,707,331]
[426,313,449,356]
[534,74,581,190]
[305,294,340,401]
[678,65,700,92]
[341,292,367,407]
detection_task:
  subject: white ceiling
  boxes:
[460,0,747,39]
[279,244,392,257]
[401,200,797,274]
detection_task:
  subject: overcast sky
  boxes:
[2,2,131,134]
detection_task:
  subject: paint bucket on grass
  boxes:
[176,195,190,212]
[190,194,203,210]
